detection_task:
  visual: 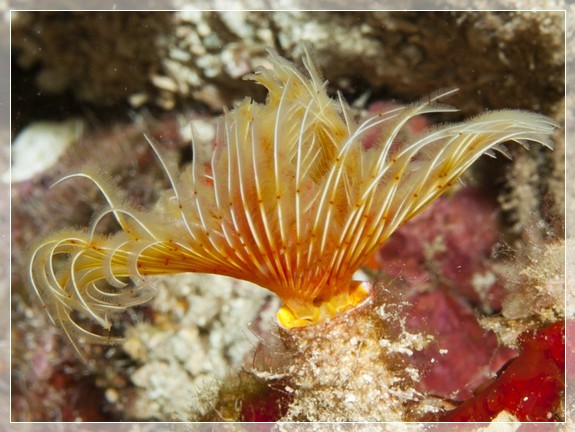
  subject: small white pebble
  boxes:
[151,75,179,93]
[128,92,149,108]
[196,22,211,36]
[7,119,84,182]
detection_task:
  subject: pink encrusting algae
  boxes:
[26,49,558,357]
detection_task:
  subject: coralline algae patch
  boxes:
[439,321,565,422]
[404,289,517,402]
[373,186,504,311]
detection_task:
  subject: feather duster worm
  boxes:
[26,49,557,356]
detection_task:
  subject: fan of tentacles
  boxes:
[27,48,557,358]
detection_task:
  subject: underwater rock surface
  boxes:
[9,8,567,426]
